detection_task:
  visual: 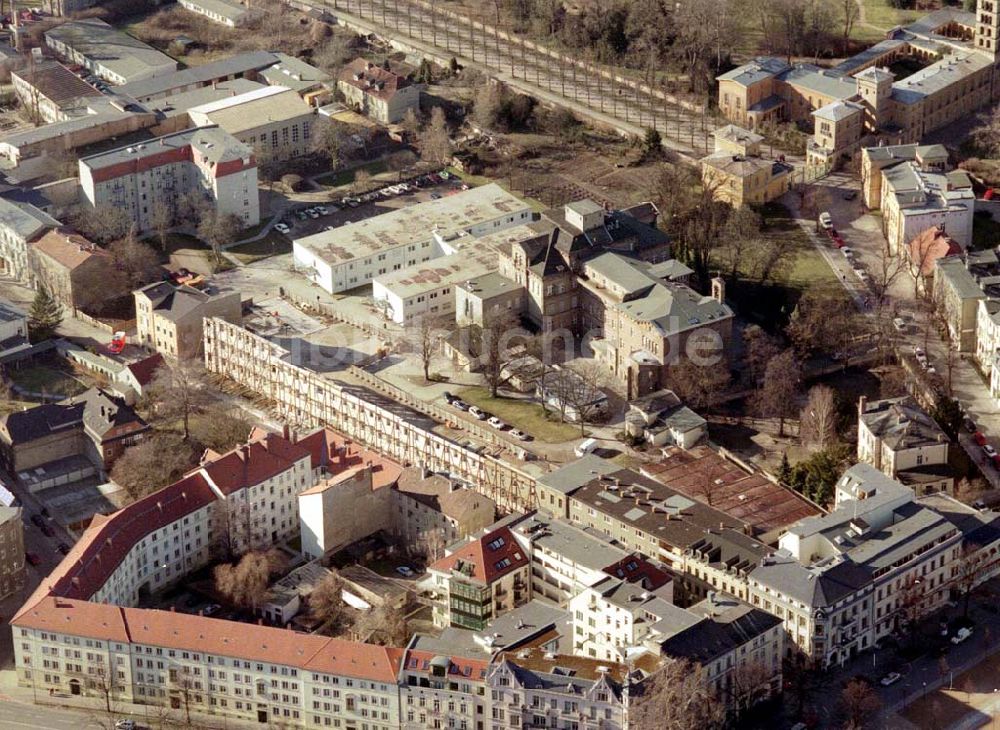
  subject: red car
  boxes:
[974,431,988,446]
[832,235,846,249]
[25,552,41,566]
[107,331,126,355]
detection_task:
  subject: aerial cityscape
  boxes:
[0,0,999,728]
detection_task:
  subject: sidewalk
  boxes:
[0,670,262,730]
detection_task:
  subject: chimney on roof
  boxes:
[859,395,868,416]
[282,423,290,441]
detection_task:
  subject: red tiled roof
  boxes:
[125,353,164,387]
[907,225,962,278]
[338,58,410,101]
[295,428,402,489]
[32,229,110,271]
[13,596,130,643]
[14,472,218,615]
[602,555,672,589]
[199,434,310,495]
[428,526,528,584]
[402,649,489,683]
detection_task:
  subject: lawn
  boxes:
[444,167,549,212]
[228,233,292,264]
[8,365,89,397]
[315,160,390,188]
[860,0,921,30]
[457,386,582,443]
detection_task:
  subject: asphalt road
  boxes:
[0,699,100,730]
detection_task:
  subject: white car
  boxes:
[952,627,973,644]
[893,317,907,332]
[307,210,319,219]
[819,212,833,229]
[842,247,854,257]
[879,672,901,686]
[315,205,329,215]
[487,416,505,429]
[984,444,997,458]
[468,406,487,420]
[114,720,136,730]
[510,429,530,441]
[274,223,290,234]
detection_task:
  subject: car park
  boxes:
[879,672,901,686]
[274,223,290,234]
[487,416,505,429]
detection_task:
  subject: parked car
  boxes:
[274,223,291,234]
[430,192,442,200]
[443,391,458,404]
[40,523,54,537]
[395,566,415,577]
[315,205,329,215]
[468,406,488,420]
[879,672,901,686]
[510,429,530,441]
[114,720,136,730]
[819,212,833,229]
[893,317,907,332]
[203,604,221,616]
[30,514,44,528]
[964,416,977,433]
[451,400,470,411]
[975,431,988,446]
[25,552,40,566]
[487,416,505,429]
[974,499,988,510]
[842,247,854,258]
[984,444,997,459]
[831,235,846,248]
[57,543,70,555]
[951,627,973,644]
[843,190,858,201]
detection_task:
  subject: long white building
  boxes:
[292,184,532,295]
[78,126,260,234]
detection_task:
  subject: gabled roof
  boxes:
[32,229,110,271]
[338,58,411,101]
[125,353,164,387]
[428,526,528,584]
[199,432,310,495]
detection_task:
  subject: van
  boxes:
[574,438,598,458]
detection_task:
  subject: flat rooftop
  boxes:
[188,85,312,134]
[45,18,176,82]
[294,184,530,265]
[144,78,265,117]
[114,51,277,100]
[80,125,250,171]
[640,446,821,536]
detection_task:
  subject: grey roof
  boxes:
[0,197,59,241]
[644,259,692,281]
[777,64,856,100]
[114,51,278,100]
[657,404,706,435]
[903,7,976,37]
[181,0,250,22]
[813,100,864,122]
[511,515,628,572]
[80,126,251,171]
[717,57,790,86]
[1,387,147,445]
[712,124,763,146]
[476,599,570,651]
[135,282,234,322]
[832,39,907,76]
[260,53,331,92]
[936,255,991,300]
[860,396,947,450]
[457,270,520,300]
[0,109,141,151]
[45,19,176,82]
[658,594,782,664]
[565,199,603,217]
[751,553,872,608]
[143,78,265,117]
[892,51,992,102]
[0,302,25,323]
[538,454,619,495]
[855,66,895,84]
[844,501,956,570]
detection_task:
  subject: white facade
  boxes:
[292,184,532,295]
[177,0,249,27]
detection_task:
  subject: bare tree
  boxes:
[419,107,452,165]
[110,433,196,501]
[197,211,242,269]
[630,657,726,730]
[970,103,1000,158]
[954,543,988,619]
[800,385,839,449]
[478,308,522,398]
[311,115,352,168]
[354,604,408,646]
[840,678,881,730]
[147,359,215,442]
[728,660,774,719]
[406,313,447,382]
[213,549,284,613]
[666,357,731,411]
[109,226,161,291]
[753,348,801,436]
[352,168,373,195]
[558,360,609,435]
[840,0,861,54]
[72,206,131,245]
[743,325,781,389]
[309,572,352,633]
[400,107,422,137]
[150,201,174,252]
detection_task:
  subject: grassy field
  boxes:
[315,160,390,188]
[860,0,921,30]
[9,365,89,397]
[457,386,581,443]
[229,234,292,264]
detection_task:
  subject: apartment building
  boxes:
[486,650,628,730]
[202,319,538,514]
[0,196,59,282]
[857,395,952,493]
[393,469,497,558]
[700,124,792,206]
[294,184,531,295]
[906,224,962,296]
[45,18,177,85]
[934,251,997,352]
[187,86,315,161]
[427,526,531,630]
[0,387,149,475]
[860,143,949,210]
[398,633,489,730]
[30,229,116,311]
[878,162,974,253]
[337,59,422,124]
[0,500,25,601]
[134,281,242,360]
[79,126,260,235]
[569,578,677,661]
[720,3,1000,169]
